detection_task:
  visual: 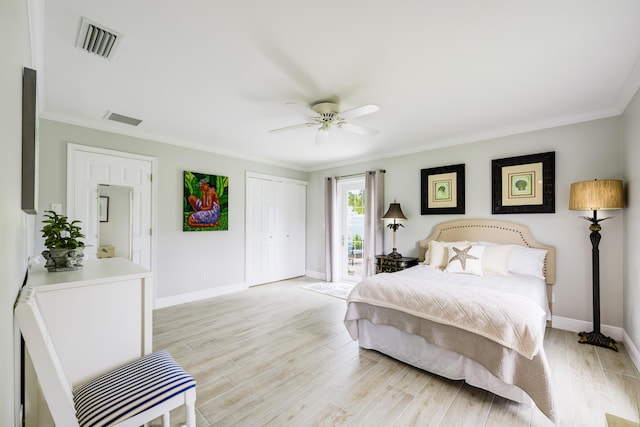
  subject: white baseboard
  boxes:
[551,316,624,342]
[154,282,247,309]
[17,404,23,427]
[305,270,325,281]
[623,330,640,373]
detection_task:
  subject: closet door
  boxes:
[246,173,306,286]
[246,177,280,286]
[280,182,306,278]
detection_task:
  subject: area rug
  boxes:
[301,282,355,300]
[606,413,640,427]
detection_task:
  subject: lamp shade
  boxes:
[569,179,624,211]
[382,203,407,220]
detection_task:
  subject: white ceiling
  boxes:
[36,1,640,171]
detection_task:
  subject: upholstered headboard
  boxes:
[418,219,556,286]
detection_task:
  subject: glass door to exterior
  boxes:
[337,177,365,283]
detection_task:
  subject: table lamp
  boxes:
[382,202,407,259]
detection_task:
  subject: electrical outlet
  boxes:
[50,203,62,214]
[200,273,206,282]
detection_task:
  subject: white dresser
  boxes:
[24,258,153,426]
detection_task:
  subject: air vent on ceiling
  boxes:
[104,111,142,127]
[76,17,122,60]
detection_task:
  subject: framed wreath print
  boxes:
[421,164,465,215]
[491,151,555,214]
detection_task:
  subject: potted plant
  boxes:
[40,210,86,272]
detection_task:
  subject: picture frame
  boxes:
[183,171,229,231]
[491,151,555,214]
[421,164,465,215]
[99,196,109,222]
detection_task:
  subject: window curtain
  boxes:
[363,170,385,277]
[324,177,337,282]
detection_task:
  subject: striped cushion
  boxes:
[73,350,196,426]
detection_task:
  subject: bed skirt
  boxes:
[357,319,537,408]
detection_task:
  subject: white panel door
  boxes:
[246,177,280,285]
[280,182,306,278]
[69,147,153,270]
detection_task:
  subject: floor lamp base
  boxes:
[578,331,618,352]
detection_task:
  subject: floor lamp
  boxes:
[569,179,624,351]
[382,202,407,259]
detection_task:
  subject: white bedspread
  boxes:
[346,265,548,359]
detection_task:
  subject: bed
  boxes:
[344,219,558,423]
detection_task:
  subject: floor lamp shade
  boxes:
[569,179,623,351]
[569,180,624,211]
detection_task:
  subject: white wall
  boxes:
[1,0,33,424]
[307,117,625,329]
[623,87,640,358]
[37,119,308,302]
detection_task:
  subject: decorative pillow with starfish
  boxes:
[426,240,471,268]
[445,244,486,275]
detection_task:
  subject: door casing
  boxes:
[66,143,157,272]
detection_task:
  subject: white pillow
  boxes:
[509,245,547,280]
[426,240,471,269]
[481,244,511,276]
[479,241,547,279]
[445,244,485,276]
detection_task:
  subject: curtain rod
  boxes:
[326,169,387,180]
[327,169,386,180]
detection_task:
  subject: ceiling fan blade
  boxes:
[268,122,317,134]
[338,104,380,119]
[315,129,330,145]
[338,122,378,136]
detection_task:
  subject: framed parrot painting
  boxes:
[183,171,229,231]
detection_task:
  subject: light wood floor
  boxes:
[152,277,640,427]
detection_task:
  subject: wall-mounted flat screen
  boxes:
[22,67,38,215]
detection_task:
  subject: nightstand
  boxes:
[375,255,419,273]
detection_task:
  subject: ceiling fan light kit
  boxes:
[269,101,380,144]
[316,127,330,145]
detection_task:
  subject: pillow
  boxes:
[479,241,547,279]
[426,240,471,268]
[508,245,547,280]
[481,244,511,276]
[445,244,485,276]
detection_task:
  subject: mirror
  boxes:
[97,184,133,260]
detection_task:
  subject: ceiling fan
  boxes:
[269,101,380,145]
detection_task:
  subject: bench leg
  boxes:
[185,402,196,427]
[161,413,170,427]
